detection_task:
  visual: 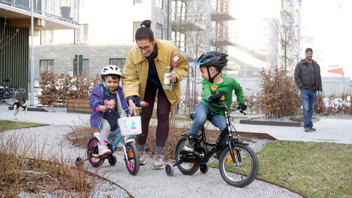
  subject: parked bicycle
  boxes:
[0,79,26,105]
[165,102,259,188]
[76,108,142,175]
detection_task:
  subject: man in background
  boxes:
[294,48,322,132]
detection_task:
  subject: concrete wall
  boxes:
[33,44,132,81]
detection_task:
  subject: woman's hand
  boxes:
[170,73,177,83]
[128,99,139,116]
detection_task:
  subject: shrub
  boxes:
[257,67,301,118]
[38,72,100,107]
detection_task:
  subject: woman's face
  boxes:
[136,39,155,57]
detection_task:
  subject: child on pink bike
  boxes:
[89,65,131,155]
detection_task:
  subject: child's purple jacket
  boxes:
[89,83,129,129]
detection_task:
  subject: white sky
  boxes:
[300,0,352,77]
[229,0,352,78]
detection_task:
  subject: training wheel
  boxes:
[200,164,208,174]
[75,157,83,168]
[108,155,117,166]
[165,164,174,176]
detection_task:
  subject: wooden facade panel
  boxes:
[0,18,29,98]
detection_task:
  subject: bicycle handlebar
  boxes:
[210,101,246,115]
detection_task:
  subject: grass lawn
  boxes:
[0,120,48,132]
[210,141,352,197]
[257,141,351,197]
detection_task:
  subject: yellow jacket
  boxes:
[122,39,188,110]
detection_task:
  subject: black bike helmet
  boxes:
[194,51,228,69]
[194,51,228,83]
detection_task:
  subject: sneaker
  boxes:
[152,154,164,170]
[304,127,316,132]
[99,141,112,155]
[183,135,194,152]
[139,151,147,165]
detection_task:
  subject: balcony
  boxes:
[211,12,235,21]
[171,16,206,32]
[211,38,233,47]
[0,0,79,30]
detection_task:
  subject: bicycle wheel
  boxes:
[175,137,199,175]
[2,89,15,105]
[87,137,104,167]
[218,143,259,187]
[124,141,140,175]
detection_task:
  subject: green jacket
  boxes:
[122,39,188,110]
[201,76,244,115]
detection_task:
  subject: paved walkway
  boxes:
[2,104,350,144]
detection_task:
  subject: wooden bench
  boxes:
[67,98,91,114]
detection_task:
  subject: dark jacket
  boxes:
[89,83,129,129]
[294,59,322,91]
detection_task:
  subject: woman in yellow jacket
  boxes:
[122,20,188,170]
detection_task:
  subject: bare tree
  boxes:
[0,17,19,55]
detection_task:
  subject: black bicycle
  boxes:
[0,79,25,105]
[165,103,259,188]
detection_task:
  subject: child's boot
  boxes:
[99,141,112,155]
[183,135,195,152]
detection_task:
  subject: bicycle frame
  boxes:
[191,104,247,164]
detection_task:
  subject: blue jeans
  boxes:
[187,102,226,137]
[300,89,317,128]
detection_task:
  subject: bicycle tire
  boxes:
[2,89,16,105]
[218,143,259,187]
[175,137,199,175]
[87,137,104,167]
[124,141,140,175]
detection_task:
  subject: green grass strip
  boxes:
[0,120,48,132]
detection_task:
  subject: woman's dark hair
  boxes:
[135,20,154,42]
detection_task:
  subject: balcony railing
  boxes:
[0,0,78,24]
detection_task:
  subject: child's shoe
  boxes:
[183,135,194,152]
[99,141,112,155]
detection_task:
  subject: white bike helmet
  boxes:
[101,65,122,79]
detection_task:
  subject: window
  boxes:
[133,21,142,42]
[40,59,54,73]
[155,23,163,39]
[40,30,53,44]
[172,1,186,20]
[73,58,89,76]
[156,0,163,9]
[109,58,126,70]
[75,24,88,43]
[171,31,185,52]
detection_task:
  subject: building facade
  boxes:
[0,0,79,97]
[33,0,234,82]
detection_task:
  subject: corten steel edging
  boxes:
[73,166,135,198]
[240,119,302,127]
[236,131,277,141]
[208,166,308,198]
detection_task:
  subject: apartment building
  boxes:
[33,0,235,82]
[33,0,171,81]
[0,0,79,93]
